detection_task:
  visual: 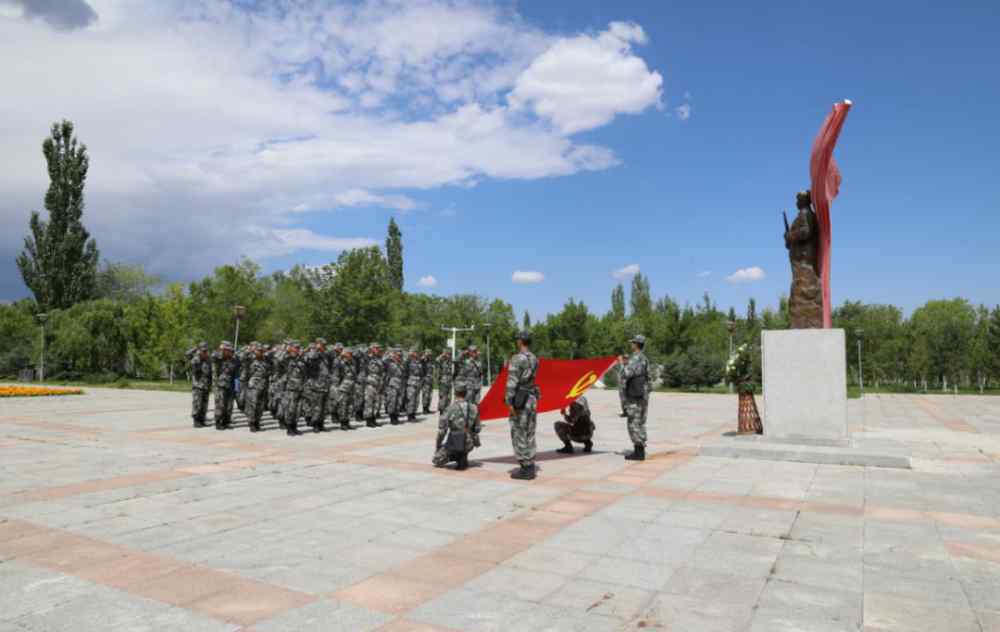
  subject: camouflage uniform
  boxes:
[420,350,434,413]
[211,344,240,430]
[337,352,357,428]
[616,363,627,416]
[327,344,344,425]
[505,346,539,470]
[404,352,424,420]
[621,341,651,449]
[385,351,405,424]
[269,344,289,422]
[244,350,271,432]
[554,396,595,451]
[190,348,212,427]
[282,347,306,434]
[436,351,454,413]
[458,350,483,405]
[432,397,481,469]
[236,343,255,412]
[363,345,384,425]
[303,342,330,432]
[353,350,366,421]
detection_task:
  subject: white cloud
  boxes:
[417,275,438,288]
[726,267,767,284]
[512,270,545,284]
[696,270,712,278]
[613,263,640,279]
[0,2,665,290]
[508,21,663,134]
[675,103,691,121]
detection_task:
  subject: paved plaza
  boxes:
[2,387,1000,631]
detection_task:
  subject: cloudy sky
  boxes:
[2,0,998,319]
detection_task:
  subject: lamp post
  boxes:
[856,328,864,393]
[232,305,246,349]
[483,323,493,385]
[726,320,736,393]
[441,324,475,364]
[37,313,48,382]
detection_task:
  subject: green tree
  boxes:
[386,218,404,292]
[188,259,271,345]
[0,301,38,377]
[323,246,392,343]
[611,283,626,320]
[908,298,976,390]
[94,261,161,302]
[629,273,652,317]
[17,120,100,310]
[523,310,532,330]
[989,306,1000,385]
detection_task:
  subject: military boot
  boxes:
[583,440,593,453]
[556,442,574,454]
[510,464,536,480]
[624,444,645,461]
[314,421,324,433]
[340,420,351,431]
[390,415,401,425]
[456,453,469,471]
[287,422,301,436]
[366,418,378,428]
[408,414,417,422]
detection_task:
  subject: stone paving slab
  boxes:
[2,387,1000,630]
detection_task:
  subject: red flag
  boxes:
[810,100,852,329]
[477,356,619,421]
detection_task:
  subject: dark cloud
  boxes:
[5,0,97,30]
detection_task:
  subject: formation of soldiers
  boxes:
[188,330,651,479]
[187,339,485,436]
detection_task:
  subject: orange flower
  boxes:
[0,386,83,397]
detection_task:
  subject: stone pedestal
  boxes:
[761,328,848,443]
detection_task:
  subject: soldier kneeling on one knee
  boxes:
[555,395,595,454]
[433,384,481,471]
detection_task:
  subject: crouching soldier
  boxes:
[244,345,271,432]
[190,343,212,427]
[433,384,481,470]
[554,395,595,454]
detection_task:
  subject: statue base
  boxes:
[761,328,848,442]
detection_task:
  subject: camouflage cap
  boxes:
[197,342,209,351]
[423,349,432,355]
[315,337,327,345]
[333,342,343,349]
[516,330,532,344]
[220,341,234,351]
[630,334,646,345]
[468,345,478,352]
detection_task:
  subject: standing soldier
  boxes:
[327,342,344,428]
[458,346,484,405]
[303,339,330,433]
[436,348,454,413]
[282,342,306,435]
[190,343,212,427]
[379,347,392,417]
[421,349,434,414]
[385,349,405,425]
[337,348,356,430]
[433,384,481,470]
[505,331,539,480]
[269,341,290,425]
[236,342,256,413]
[353,347,366,422]
[363,343,385,427]
[404,349,424,422]
[244,345,271,432]
[211,341,240,430]
[620,334,650,461]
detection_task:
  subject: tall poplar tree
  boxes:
[386,218,404,292]
[17,120,100,311]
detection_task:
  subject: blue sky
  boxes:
[1,0,997,320]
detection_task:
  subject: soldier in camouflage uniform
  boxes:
[433,384,481,470]
[554,395,595,454]
[244,345,271,432]
[190,343,212,427]
[211,341,240,430]
[363,343,384,427]
[385,349,405,425]
[303,339,330,432]
[620,334,650,460]
[505,332,540,480]
[282,342,306,435]
[336,348,356,430]
[436,349,454,413]
[420,349,434,414]
[236,342,256,412]
[458,346,484,405]
[268,341,290,425]
[616,358,628,417]
[353,347,366,421]
[404,349,423,422]
[327,342,344,427]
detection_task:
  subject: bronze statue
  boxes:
[784,190,823,328]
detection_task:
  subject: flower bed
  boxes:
[0,386,84,398]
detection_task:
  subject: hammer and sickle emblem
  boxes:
[566,371,598,399]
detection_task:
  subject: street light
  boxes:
[36,313,48,382]
[232,305,246,349]
[855,328,864,393]
[726,320,736,393]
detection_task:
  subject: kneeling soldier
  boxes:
[433,385,481,470]
[554,395,595,454]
